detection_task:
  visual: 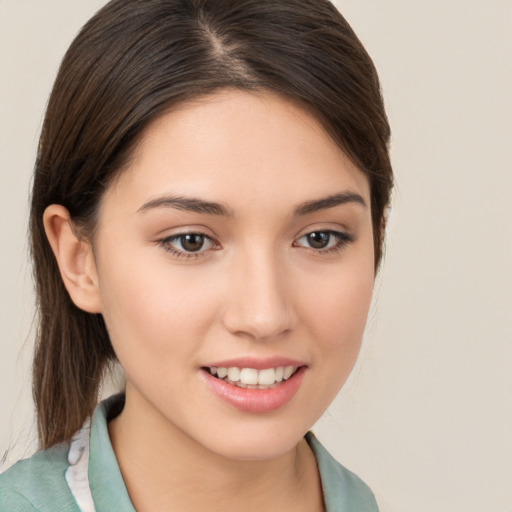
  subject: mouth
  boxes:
[204,366,300,390]
[201,364,306,413]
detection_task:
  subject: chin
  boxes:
[211,438,302,462]
[192,415,311,462]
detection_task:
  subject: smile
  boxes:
[208,366,298,389]
[202,363,306,413]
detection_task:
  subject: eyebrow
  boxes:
[138,195,232,216]
[294,192,367,216]
[138,191,366,217]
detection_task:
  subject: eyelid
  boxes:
[153,222,218,239]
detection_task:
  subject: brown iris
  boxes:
[180,234,205,252]
[306,232,331,249]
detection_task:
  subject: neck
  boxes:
[108,390,324,512]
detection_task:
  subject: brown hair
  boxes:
[30,0,393,448]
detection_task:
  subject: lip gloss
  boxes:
[202,366,306,413]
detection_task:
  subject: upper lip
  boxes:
[203,356,307,370]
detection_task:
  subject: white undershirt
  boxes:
[65,418,96,512]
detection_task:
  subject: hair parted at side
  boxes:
[30,0,393,449]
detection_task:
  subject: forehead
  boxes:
[104,89,370,214]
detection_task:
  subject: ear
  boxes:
[43,204,103,313]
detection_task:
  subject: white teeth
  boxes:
[209,366,298,387]
[283,366,295,380]
[227,367,241,382]
[258,368,276,386]
[240,368,258,385]
[216,367,228,379]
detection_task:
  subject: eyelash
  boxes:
[158,229,354,260]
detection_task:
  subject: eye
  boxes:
[159,232,219,258]
[294,230,354,253]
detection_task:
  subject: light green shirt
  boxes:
[0,395,379,511]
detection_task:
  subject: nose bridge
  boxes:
[223,243,295,340]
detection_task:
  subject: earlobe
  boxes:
[43,205,103,313]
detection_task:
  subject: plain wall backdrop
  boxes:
[1,1,511,511]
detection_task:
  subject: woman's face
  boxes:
[92,89,375,460]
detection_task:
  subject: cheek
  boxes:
[305,283,372,355]
[95,247,220,368]
[298,253,375,370]
[303,255,374,334]
[290,253,374,425]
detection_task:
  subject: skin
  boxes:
[44,89,375,511]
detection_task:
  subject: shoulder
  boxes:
[0,442,80,512]
[306,432,379,511]
[0,488,37,512]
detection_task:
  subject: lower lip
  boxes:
[202,367,306,413]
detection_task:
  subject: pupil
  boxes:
[181,234,204,252]
[307,232,330,249]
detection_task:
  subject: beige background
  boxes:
[1,1,511,510]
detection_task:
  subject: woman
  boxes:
[0,0,392,510]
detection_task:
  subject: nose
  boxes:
[221,249,297,341]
